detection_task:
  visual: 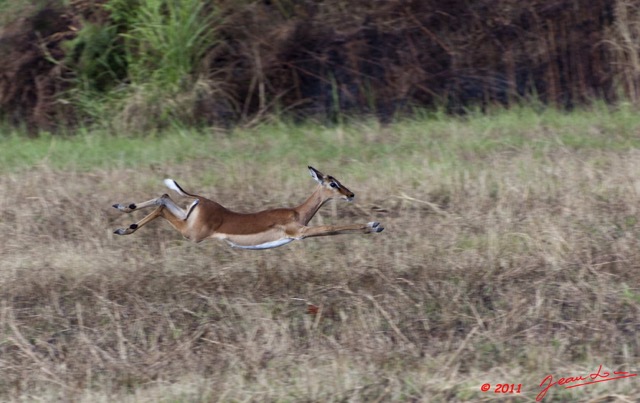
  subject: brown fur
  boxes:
[113,167,383,249]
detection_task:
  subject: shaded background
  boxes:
[1,0,639,131]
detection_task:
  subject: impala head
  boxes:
[308,166,355,201]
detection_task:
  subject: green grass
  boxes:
[2,105,640,173]
[55,0,220,129]
[109,0,216,89]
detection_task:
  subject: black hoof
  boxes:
[369,221,384,233]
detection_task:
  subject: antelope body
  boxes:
[113,166,384,249]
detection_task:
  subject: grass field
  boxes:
[1,107,640,402]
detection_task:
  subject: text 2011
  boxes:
[495,384,522,393]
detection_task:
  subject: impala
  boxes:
[112,166,384,249]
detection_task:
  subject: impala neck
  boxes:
[295,185,331,225]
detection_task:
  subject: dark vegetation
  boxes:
[1,0,639,132]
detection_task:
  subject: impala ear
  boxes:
[308,166,324,184]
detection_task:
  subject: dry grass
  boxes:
[1,119,640,401]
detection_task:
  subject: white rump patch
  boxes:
[226,238,294,250]
[185,199,199,220]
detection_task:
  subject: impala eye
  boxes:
[330,182,338,188]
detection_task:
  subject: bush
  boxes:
[1,0,639,132]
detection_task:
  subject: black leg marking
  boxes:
[368,221,384,233]
[129,224,138,230]
[129,203,137,210]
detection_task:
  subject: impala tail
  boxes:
[164,179,197,197]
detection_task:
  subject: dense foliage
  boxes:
[0,0,639,131]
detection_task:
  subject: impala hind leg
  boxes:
[113,194,196,218]
[113,194,198,235]
[114,206,163,235]
[112,197,160,213]
[297,221,384,239]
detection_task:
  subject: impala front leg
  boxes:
[297,221,384,239]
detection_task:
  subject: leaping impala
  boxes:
[112,166,384,249]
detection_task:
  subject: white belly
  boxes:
[226,238,295,250]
